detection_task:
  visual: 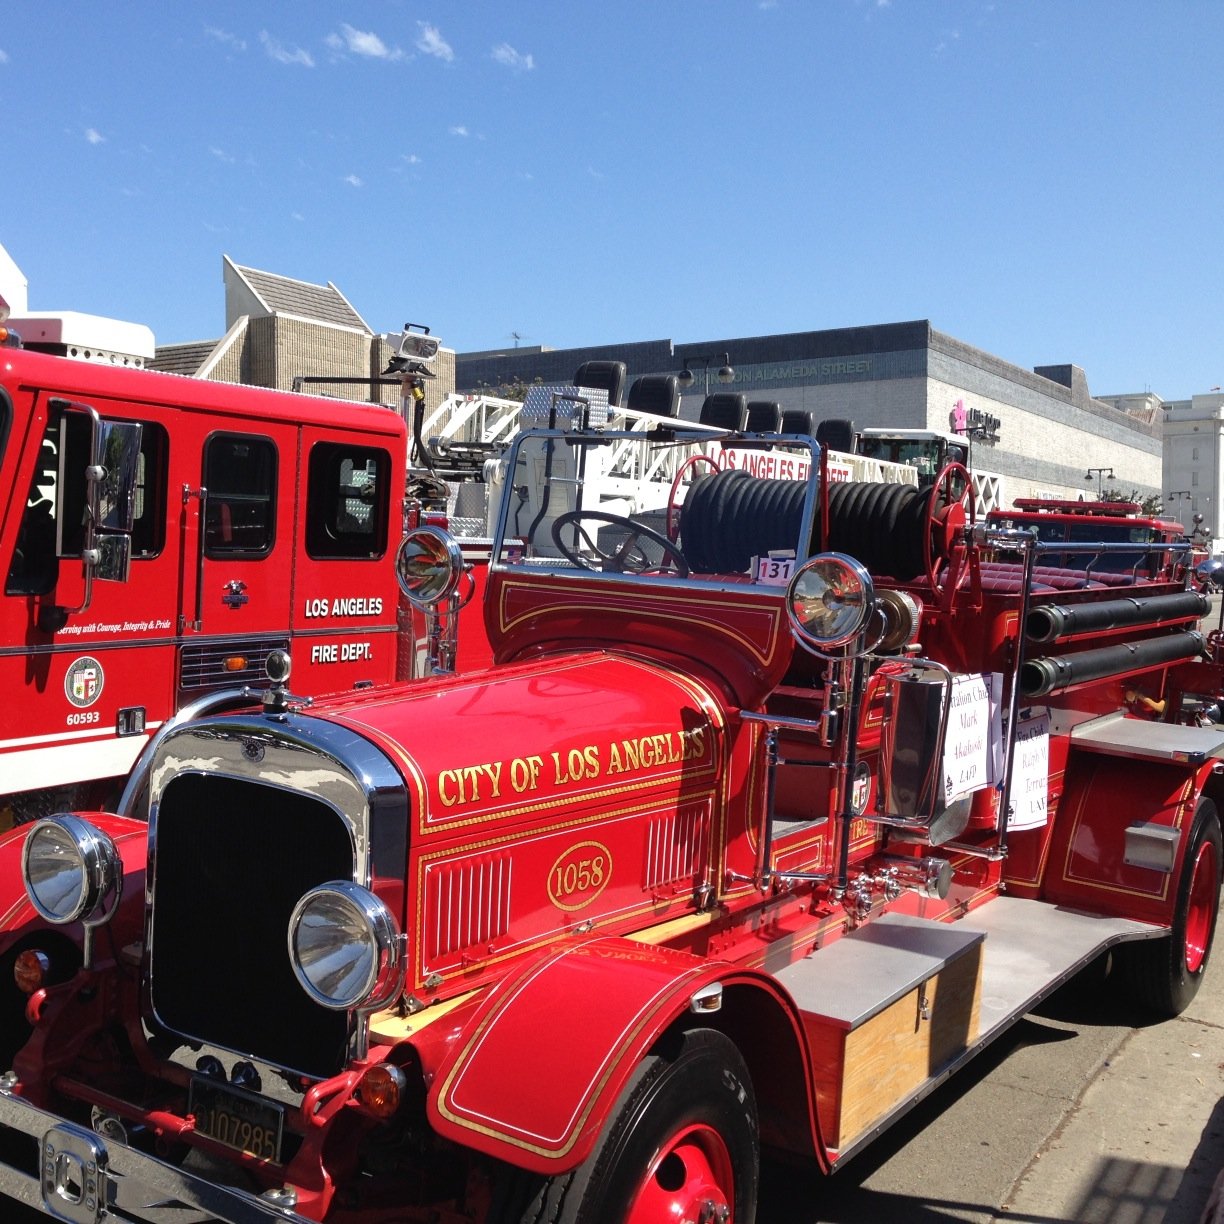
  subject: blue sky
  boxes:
[1,2,1220,400]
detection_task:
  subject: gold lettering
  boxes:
[478,761,503,799]
[438,770,459,807]
[607,742,625,775]
[583,744,600,777]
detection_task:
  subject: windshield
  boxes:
[492,429,819,586]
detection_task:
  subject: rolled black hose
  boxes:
[681,471,934,579]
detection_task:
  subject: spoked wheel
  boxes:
[667,454,722,542]
[493,1028,758,1224]
[1116,797,1222,1017]
[551,510,689,577]
[922,461,974,600]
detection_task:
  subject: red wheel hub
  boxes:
[1185,836,1220,975]
[626,1122,735,1224]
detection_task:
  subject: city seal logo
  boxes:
[65,656,104,709]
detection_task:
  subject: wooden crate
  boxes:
[777,913,984,1152]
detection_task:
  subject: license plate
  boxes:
[189,1076,284,1163]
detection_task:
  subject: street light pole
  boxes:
[1085,467,1114,499]
[677,352,735,398]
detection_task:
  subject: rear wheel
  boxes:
[1116,797,1221,1017]
[497,1028,758,1224]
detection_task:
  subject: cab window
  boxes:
[5,415,168,596]
[305,443,391,560]
[203,434,277,557]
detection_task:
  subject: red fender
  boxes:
[1041,750,1205,924]
[0,814,149,1070]
[427,936,820,1175]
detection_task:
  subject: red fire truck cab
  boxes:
[0,343,414,828]
[0,419,1219,1223]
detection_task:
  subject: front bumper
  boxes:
[0,1085,309,1224]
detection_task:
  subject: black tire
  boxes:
[1116,797,1222,1017]
[494,1028,759,1224]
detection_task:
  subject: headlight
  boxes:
[786,552,875,651]
[23,815,121,926]
[288,881,402,1011]
[396,526,463,608]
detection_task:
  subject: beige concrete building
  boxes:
[149,256,456,415]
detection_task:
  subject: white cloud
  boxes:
[448,125,469,138]
[402,154,422,165]
[205,26,246,53]
[260,31,314,68]
[344,174,364,187]
[0,48,9,64]
[491,43,534,72]
[84,128,105,145]
[209,146,236,164]
[327,24,403,61]
[291,211,305,222]
[416,23,454,62]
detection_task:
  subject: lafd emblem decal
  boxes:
[65,656,104,709]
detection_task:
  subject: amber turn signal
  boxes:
[355,1064,406,1119]
[14,950,50,995]
[222,656,249,673]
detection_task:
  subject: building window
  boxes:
[1192,471,1200,487]
[1193,446,1200,461]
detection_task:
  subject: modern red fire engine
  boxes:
[0,405,1220,1223]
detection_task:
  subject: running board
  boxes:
[772,898,1164,1166]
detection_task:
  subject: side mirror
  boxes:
[94,419,143,534]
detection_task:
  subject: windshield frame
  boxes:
[489,426,823,593]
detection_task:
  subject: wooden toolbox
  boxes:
[776,913,985,1152]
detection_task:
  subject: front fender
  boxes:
[0,813,148,1070]
[427,937,774,1175]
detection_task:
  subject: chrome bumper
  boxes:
[0,1086,308,1224]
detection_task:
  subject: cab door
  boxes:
[175,427,299,699]
[0,389,180,815]
[288,425,402,695]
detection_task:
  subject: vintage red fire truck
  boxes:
[986,496,1186,574]
[0,410,1220,1224]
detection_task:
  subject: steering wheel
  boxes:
[666,453,722,542]
[923,462,975,596]
[551,511,689,577]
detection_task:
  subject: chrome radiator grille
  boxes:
[148,772,353,1079]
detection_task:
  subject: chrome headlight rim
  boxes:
[396,525,464,609]
[22,814,122,927]
[288,881,402,1012]
[786,551,876,654]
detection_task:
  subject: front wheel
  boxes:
[1116,797,1222,1017]
[497,1028,759,1224]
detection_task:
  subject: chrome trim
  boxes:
[288,881,404,1012]
[22,816,121,930]
[142,712,409,1083]
[0,1087,311,1223]
[116,686,256,819]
